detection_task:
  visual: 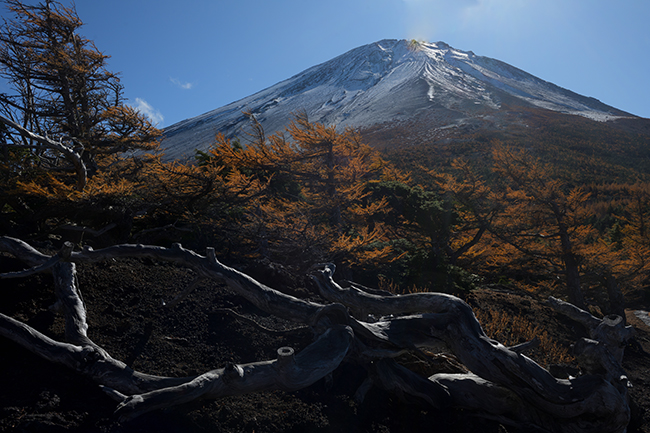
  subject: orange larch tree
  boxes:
[0,0,159,192]
[596,182,650,301]
[488,144,595,307]
[424,158,500,266]
[162,114,406,269]
[0,0,160,240]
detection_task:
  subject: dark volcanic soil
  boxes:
[1,251,650,433]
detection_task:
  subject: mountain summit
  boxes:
[161,39,632,159]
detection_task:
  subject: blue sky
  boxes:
[3,0,649,127]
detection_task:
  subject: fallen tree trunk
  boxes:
[0,236,635,432]
[313,265,633,433]
[106,324,353,421]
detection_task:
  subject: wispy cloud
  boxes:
[133,98,164,126]
[170,77,194,90]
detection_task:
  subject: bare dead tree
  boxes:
[0,114,87,190]
[0,236,635,432]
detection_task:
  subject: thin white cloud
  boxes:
[170,77,194,90]
[133,98,164,126]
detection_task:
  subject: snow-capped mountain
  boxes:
[161,39,632,160]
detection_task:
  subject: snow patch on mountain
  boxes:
[161,39,631,160]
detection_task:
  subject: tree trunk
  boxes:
[556,214,585,309]
[563,250,586,308]
[603,272,626,323]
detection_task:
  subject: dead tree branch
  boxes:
[0,114,87,190]
[0,236,634,432]
[106,324,353,421]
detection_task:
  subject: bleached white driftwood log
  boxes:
[312,265,634,433]
[0,237,634,432]
[105,325,353,421]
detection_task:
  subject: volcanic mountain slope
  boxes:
[161,39,634,160]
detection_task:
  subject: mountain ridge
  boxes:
[161,39,636,160]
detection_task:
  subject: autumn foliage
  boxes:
[1,1,650,313]
[152,114,409,270]
[415,138,650,312]
[3,98,650,308]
